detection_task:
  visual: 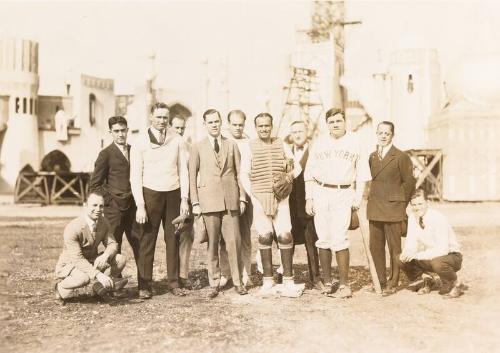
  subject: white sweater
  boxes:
[130,128,189,205]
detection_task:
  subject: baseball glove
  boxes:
[272,172,293,201]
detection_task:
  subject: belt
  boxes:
[314,178,351,189]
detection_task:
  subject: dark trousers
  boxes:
[104,201,139,261]
[203,210,242,287]
[136,187,181,290]
[399,252,462,286]
[369,220,403,288]
[291,216,320,283]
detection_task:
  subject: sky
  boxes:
[0,1,310,96]
[1,0,499,105]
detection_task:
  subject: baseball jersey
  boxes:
[304,131,371,199]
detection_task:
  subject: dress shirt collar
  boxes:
[379,143,393,159]
[207,134,222,150]
[150,126,166,141]
[84,214,97,232]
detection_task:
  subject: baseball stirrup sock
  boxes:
[280,248,294,277]
[260,248,273,277]
[336,249,350,285]
[319,248,332,283]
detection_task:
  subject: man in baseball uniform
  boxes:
[240,113,303,297]
[305,108,371,298]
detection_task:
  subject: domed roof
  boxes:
[445,53,500,107]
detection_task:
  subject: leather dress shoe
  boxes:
[92,282,108,297]
[138,289,153,299]
[313,280,328,292]
[382,286,397,297]
[171,287,187,297]
[112,278,128,291]
[439,281,454,295]
[54,283,66,304]
[207,286,219,299]
[443,285,463,299]
[179,277,193,290]
[234,285,248,295]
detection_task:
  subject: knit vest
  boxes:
[250,138,287,216]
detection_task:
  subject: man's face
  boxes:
[204,112,222,137]
[376,123,394,147]
[326,113,346,138]
[85,194,104,221]
[228,114,245,139]
[170,117,186,136]
[255,116,272,140]
[410,195,428,218]
[149,108,169,131]
[290,122,307,147]
[109,123,128,146]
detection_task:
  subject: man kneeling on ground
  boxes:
[54,192,128,301]
[399,189,463,298]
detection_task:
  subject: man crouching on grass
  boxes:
[399,189,463,298]
[54,192,128,302]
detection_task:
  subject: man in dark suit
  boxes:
[89,116,139,267]
[189,109,248,298]
[288,121,323,291]
[367,121,416,296]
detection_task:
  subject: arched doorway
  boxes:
[40,150,71,172]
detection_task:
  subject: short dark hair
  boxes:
[227,110,246,123]
[378,121,395,134]
[150,102,170,114]
[202,109,221,121]
[410,188,426,201]
[325,108,345,122]
[254,112,273,126]
[87,190,105,200]
[169,115,185,126]
[108,116,128,130]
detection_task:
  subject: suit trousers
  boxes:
[399,252,462,286]
[292,216,320,283]
[220,202,253,280]
[369,220,403,288]
[104,201,139,262]
[136,187,181,290]
[203,210,242,287]
[178,228,194,279]
[57,254,126,298]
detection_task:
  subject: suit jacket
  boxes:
[289,145,310,220]
[89,143,133,211]
[189,136,246,213]
[367,145,416,222]
[55,215,118,280]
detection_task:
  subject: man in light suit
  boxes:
[54,192,128,302]
[189,109,248,298]
[89,116,139,268]
[367,121,416,296]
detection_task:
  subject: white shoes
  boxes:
[219,275,230,288]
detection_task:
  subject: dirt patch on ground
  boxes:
[1,216,499,353]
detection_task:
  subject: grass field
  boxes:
[1,208,499,353]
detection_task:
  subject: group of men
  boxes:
[54,103,464,302]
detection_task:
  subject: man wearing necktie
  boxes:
[130,102,190,299]
[367,121,416,296]
[54,192,128,302]
[288,121,323,291]
[89,116,139,278]
[399,189,463,298]
[189,109,248,298]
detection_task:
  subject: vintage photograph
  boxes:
[0,1,499,352]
